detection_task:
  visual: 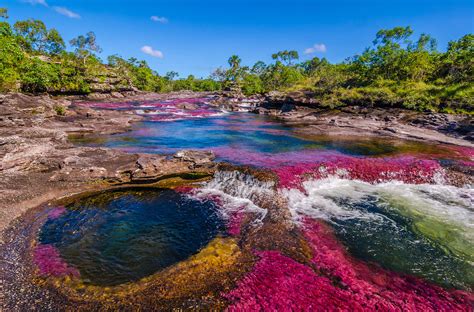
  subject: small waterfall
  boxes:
[192,170,273,223]
[283,176,474,263]
[284,177,473,225]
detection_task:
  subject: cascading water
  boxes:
[191,170,272,221]
[283,177,474,289]
[5,97,472,310]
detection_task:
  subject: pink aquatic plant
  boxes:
[274,155,443,189]
[47,206,66,219]
[227,211,245,236]
[224,219,473,311]
[77,97,224,122]
[446,145,474,159]
[224,250,356,311]
[33,244,80,278]
[213,148,444,188]
[212,148,340,167]
[174,186,194,194]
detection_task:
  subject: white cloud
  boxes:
[53,6,81,19]
[23,0,48,6]
[141,45,164,58]
[150,16,168,23]
[304,43,327,54]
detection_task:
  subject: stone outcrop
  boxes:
[174,150,216,168]
[212,90,473,144]
[0,92,217,240]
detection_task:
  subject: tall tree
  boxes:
[165,71,179,81]
[439,34,474,82]
[0,8,12,36]
[70,31,102,65]
[13,19,65,55]
[271,50,299,66]
[251,61,266,75]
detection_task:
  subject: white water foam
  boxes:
[191,171,272,223]
[283,177,474,252]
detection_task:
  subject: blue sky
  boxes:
[4,0,474,77]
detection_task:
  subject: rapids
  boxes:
[15,96,471,309]
[74,97,474,291]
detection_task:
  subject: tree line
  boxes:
[0,8,219,94]
[215,27,472,113]
[0,7,472,113]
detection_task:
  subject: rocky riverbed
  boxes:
[0,91,217,239]
[212,90,473,145]
[1,90,472,239]
[0,91,473,310]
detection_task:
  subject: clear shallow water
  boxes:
[65,99,474,291]
[70,112,468,165]
[38,189,224,286]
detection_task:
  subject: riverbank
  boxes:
[213,90,473,145]
[1,90,472,238]
[1,91,473,310]
[0,91,218,241]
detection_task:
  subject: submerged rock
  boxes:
[174,150,216,168]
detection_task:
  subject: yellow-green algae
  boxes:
[380,189,474,264]
[32,237,254,310]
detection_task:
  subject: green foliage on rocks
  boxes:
[0,7,472,113]
[0,8,220,94]
[216,27,473,113]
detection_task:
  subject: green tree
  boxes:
[262,61,303,90]
[14,19,65,55]
[44,29,65,55]
[351,26,416,81]
[403,34,438,81]
[0,8,12,36]
[165,71,179,81]
[251,61,266,75]
[271,50,299,66]
[70,31,102,65]
[439,34,474,83]
[0,35,24,91]
[226,55,247,88]
[126,58,163,91]
[301,57,325,75]
[242,74,264,95]
[20,57,60,92]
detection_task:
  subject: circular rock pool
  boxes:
[36,188,225,286]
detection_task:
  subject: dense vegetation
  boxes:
[0,8,219,95]
[216,27,473,113]
[0,7,472,113]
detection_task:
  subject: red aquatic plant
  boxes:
[224,250,356,311]
[227,211,245,236]
[274,156,442,189]
[33,244,80,278]
[446,145,474,159]
[47,206,66,219]
[174,186,194,194]
[224,219,473,311]
[77,97,224,122]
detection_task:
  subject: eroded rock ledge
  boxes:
[212,90,473,145]
[1,90,473,239]
[0,92,216,239]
